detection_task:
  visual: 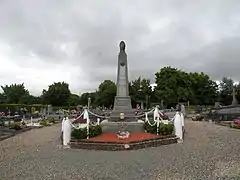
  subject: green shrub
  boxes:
[71,127,87,139]
[159,123,174,135]
[143,121,157,134]
[0,118,4,126]
[71,125,102,139]
[89,125,102,138]
[10,123,22,130]
[48,118,55,124]
[143,121,174,135]
[40,119,47,126]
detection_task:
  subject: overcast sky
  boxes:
[0,0,240,96]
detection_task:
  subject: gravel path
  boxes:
[0,120,239,180]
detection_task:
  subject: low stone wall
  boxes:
[69,135,178,151]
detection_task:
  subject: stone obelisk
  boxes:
[110,41,135,121]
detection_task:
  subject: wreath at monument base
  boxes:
[117,131,130,139]
[119,113,125,120]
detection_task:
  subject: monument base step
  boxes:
[108,116,137,122]
[101,121,144,133]
[110,109,136,122]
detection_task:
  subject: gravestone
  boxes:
[109,41,136,122]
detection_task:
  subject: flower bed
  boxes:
[69,133,178,151]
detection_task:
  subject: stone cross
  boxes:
[231,87,239,105]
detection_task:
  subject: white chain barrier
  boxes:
[87,110,107,119]
[71,111,85,122]
[69,109,101,139]
[136,108,155,118]
[144,106,179,135]
[90,118,100,126]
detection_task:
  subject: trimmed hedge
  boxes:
[71,125,102,139]
[143,121,174,135]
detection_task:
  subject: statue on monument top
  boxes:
[119,41,126,51]
[119,41,127,66]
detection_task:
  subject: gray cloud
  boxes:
[0,0,240,93]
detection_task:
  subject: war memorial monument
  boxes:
[102,41,144,132]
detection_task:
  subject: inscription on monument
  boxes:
[116,99,127,106]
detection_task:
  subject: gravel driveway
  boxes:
[0,119,239,180]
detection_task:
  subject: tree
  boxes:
[219,77,234,105]
[79,92,96,107]
[19,94,42,105]
[1,83,30,104]
[68,94,80,106]
[42,82,71,106]
[94,80,116,108]
[154,67,192,107]
[0,93,6,103]
[189,72,218,105]
[129,77,152,108]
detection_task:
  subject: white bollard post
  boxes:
[87,117,90,139]
[157,117,160,135]
[83,109,90,139]
[97,118,100,125]
[30,117,33,126]
[145,112,148,122]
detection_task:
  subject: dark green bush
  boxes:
[143,121,174,135]
[71,127,87,139]
[89,125,102,138]
[10,123,22,130]
[40,119,47,126]
[0,118,4,126]
[48,118,55,124]
[159,123,174,135]
[143,121,157,134]
[71,125,102,139]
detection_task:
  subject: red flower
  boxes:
[73,117,87,124]
[234,119,240,125]
[160,113,168,120]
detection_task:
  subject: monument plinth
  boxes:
[109,41,136,122]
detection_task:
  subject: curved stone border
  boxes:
[69,135,178,151]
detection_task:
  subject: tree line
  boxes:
[0,66,239,108]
